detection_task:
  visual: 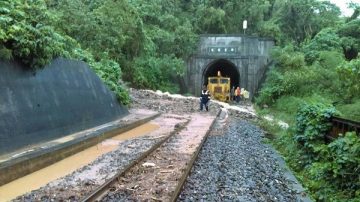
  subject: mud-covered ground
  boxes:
[129,88,219,116]
[13,89,310,201]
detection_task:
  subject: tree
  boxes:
[276,0,340,44]
[337,19,360,60]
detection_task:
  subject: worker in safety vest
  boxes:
[235,86,241,103]
[200,85,210,111]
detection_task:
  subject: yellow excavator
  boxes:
[207,71,231,102]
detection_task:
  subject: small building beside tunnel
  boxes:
[185,34,274,99]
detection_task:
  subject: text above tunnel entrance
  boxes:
[186,35,274,99]
[203,59,240,88]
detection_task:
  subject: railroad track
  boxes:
[80,119,189,201]
[81,113,219,202]
[3,113,194,201]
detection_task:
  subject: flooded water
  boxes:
[0,123,159,202]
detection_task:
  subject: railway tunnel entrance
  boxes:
[186,35,274,98]
[203,59,240,88]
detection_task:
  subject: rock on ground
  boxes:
[178,117,299,202]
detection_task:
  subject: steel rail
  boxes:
[169,109,221,202]
[81,118,191,202]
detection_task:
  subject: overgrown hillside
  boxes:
[5,0,351,104]
[257,20,360,122]
[254,1,360,201]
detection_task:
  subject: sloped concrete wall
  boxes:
[0,58,128,154]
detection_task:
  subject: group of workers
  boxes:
[199,85,249,111]
[230,86,250,102]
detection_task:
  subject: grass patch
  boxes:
[336,99,360,122]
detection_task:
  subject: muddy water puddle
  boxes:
[0,123,159,202]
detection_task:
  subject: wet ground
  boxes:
[1,89,310,201]
[4,115,186,202]
[178,115,310,201]
[101,113,216,201]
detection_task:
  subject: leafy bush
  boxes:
[305,63,342,97]
[287,103,360,201]
[256,69,284,106]
[266,102,360,201]
[281,67,318,95]
[131,54,184,93]
[294,103,337,163]
[317,51,344,69]
[308,132,360,201]
[302,28,342,64]
[321,132,360,188]
[257,46,346,107]
[256,66,319,106]
[271,45,306,72]
[257,46,309,106]
[0,0,66,68]
[337,58,360,101]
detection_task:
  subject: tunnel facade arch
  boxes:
[185,34,274,99]
[202,59,240,88]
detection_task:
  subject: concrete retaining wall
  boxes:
[0,58,128,154]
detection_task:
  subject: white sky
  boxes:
[328,0,360,16]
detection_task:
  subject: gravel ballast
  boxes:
[5,89,310,201]
[178,116,302,201]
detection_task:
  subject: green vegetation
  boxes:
[0,0,66,68]
[1,1,360,199]
[261,104,360,201]
[0,0,129,104]
[46,0,198,94]
[4,0,357,106]
[254,1,360,201]
[256,16,360,121]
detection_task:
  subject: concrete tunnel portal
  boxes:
[203,59,240,88]
[186,35,274,99]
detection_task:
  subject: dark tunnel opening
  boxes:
[203,59,240,88]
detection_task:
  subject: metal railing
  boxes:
[328,116,360,140]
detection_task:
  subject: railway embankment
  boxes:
[1,89,311,202]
